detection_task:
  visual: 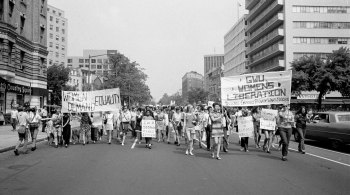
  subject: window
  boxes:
[19,15,25,33]
[49,42,53,47]
[50,16,53,21]
[85,59,89,63]
[49,60,52,65]
[56,27,59,32]
[56,18,59,24]
[103,65,108,69]
[62,54,65,58]
[85,65,89,68]
[91,65,96,69]
[79,64,84,68]
[20,51,25,70]
[9,0,14,17]
[62,21,65,26]
[97,59,102,63]
[91,59,96,63]
[49,33,53,39]
[329,38,337,44]
[62,37,65,42]
[59,12,62,16]
[40,0,45,15]
[294,21,350,29]
[56,35,59,41]
[67,59,73,63]
[53,10,56,14]
[79,59,84,63]
[62,29,65,34]
[55,52,59,58]
[97,65,102,69]
[49,25,53,30]
[55,44,59,49]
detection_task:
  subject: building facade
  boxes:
[182,71,204,102]
[0,0,48,113]
[66,67,103,91]
[46,5,67,67]
[204,55,224,102]
[67,50,117,76]
[224,16,247,77]
[245,0,350,73]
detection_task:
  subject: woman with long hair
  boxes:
[80,112,92,145]
[183,104,197,156]
[210,103,224,160]
[278,104,295,161]
[62,113,71,148]
[295,106,307,154]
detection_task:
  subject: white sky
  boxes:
[49,0,246,100]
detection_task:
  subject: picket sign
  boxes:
[142,120,156,138]
[260,109,278,130]
[237,116,254,138]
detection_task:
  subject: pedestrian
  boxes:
[62,113,71,148]
[131,108,143,149]
[167,106,176,144]
[120,106,131,146]
[28,107,42,151]
[104,111,115,144]
[172,107,182,146]
[222,108,231,152]
[239,109,250,152]
[52,109,63,148]
[14,107,29,155]
[278,104,295,161]
[204,106,212,151]
[183,105,197,156]
[0,111,5,125]
[252,107,262,148]
[130,107,137,138]
[41,106,48,132]
[142,109,154,149]
[10,106,18,131]
[80,112,92,145]
[155,107,166,142]
[196,105,205,149]
[295,106,307,154]
[210,103,224,160]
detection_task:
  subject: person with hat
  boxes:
[210,103,225,160]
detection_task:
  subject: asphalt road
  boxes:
[0,135,349,195]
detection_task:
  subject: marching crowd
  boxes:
[9,103,312,161]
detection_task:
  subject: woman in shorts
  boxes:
[210,103,225,160]
[172,107,183,146]
[28,108,42,151]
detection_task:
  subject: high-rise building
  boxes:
[67,50,118,76]
[0,0,48,112]
[182,71,204,102]
[224,16,247,77]
[46,5,67,67]
[203,55,224,102]
[245,0,350,73]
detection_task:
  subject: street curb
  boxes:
[0,137,47,153]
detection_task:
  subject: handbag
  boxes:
[17,125,26,134]
[29,113,39,128]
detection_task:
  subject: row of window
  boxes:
[49,25,65,34]
[48,42,65,50]
[293,53,330,60]
[49,33,65,42]
[49,16,65,26]
[49,50,65,58]
[251,41,283,62]
[77,64,112,69]
[67,59,110,64]
[48,60,64,66]
[47,7,63,17]
[292,6,350,14]
[293,21,350,29]
[293,37,350,45]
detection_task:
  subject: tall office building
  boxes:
[47,5,67,67]
[67,50,117,76]
[245,0,350,73]
[224,16,247,76]
[203,55,224,101]
[0,0,48,112]
[182,71,204,102]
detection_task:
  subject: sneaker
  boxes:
[121,143,124,146]
[240,147,244,151]
[31,147,36,151]
[189,151,194,156]
[216,156,222,160]
[65,144,68,148]
[14,149,19,156]
[282,156,287,161]
[185,150,189,155]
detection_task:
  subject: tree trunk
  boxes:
[317,91,326,111]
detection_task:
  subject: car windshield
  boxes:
[337,114,350,122]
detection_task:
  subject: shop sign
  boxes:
[0,78,31,95]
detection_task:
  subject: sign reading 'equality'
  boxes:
[62,88,121,113]
[221,71,292,107]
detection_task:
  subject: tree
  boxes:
[187,88,209,105]
[291,47,350,109]
[158,92,184,106]
[103,51,152,106]
[47,65,71,105]
[158,93,170,105]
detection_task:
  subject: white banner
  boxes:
[237,116,254,138]
[221,70,292,107]
[260,109,278,131]
[142,120,156,138]
[62,88,121,113]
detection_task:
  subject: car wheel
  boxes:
[330,139,343,150]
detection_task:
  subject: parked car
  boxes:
[293,112,350,149]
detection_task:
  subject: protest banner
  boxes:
[221,70,292,107]
[260,109,278,131]
[142,120,156,138]
[237,116,254,138]
[61,88,121,113]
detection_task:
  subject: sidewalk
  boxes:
[0,125,47,153]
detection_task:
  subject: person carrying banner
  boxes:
[277,104,295,161]
[210,103,225,160]
[142,109,154,149]
[183,104,198,156]
[239,108,250,152]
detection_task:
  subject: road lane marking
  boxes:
[289,148,350,167]
[291,141,350,157]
